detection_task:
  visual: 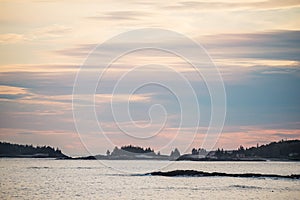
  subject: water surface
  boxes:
[1,159,299,199]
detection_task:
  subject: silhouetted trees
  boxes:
[211,140,300,160]
[110,145,156,157]
[242,140,300,159]
[187,140,300,160]
[4,139,297,160]
[170,148,180,159]
[121,145,154,154]
[215,148,224,157]
[192,148,207,155]
[238,145,245,152]
[0,142,67,158]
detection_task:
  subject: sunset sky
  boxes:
[0,0,299,156]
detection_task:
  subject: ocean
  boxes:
[0,159,299,199]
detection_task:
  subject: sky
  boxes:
[0,0,300,156]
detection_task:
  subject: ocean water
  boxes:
[0,159,299,199]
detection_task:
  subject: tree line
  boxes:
[107,145,180,158]
[0,141,67,158]
[213,139,300,160]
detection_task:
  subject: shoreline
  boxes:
[1,155,299,162]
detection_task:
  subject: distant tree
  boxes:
[106,150,110,156]
[111,145,156,156]
[215,148,222,158]
[174,148,180,157]
[198,148,207,155]
[111,146,120,156]
[170,148,180,158]
[192,148,198,155]
[238,145,245,152]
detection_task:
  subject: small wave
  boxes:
[230,185,262,189]
[27,167,50,169]
[96,173,133,177]
[75,167,93,169]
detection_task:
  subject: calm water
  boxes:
[0,159,299,199]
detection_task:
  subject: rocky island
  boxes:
[146,170,300,179]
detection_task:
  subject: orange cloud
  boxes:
[0,33,25,44]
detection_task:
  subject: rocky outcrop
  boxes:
[146,170,300,179]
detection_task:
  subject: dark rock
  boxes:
[146,170,300,179]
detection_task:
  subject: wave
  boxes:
[145,170,300,179]
[230,185,262,189]
[27,167,50,169]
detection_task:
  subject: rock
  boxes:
[146,170,300,179]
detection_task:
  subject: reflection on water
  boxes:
[0,159,299,199]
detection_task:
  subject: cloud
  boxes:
[0,71,75,95]
[167,0,300,11]
[17,132,33,135]
[87,11,151,21]
[1,3,299,155]
[54,30,300,64]
[0,85,33,100]
[53,44,96,58]
[0,24,72,44]
[0,85,29,95]
[201,30,300,61]
[0,63,79,73]
[0,33,26,44]
[30,24,72,39]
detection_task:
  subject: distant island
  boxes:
[177,139,300,161]
[1,139,299,161]
[0,142,69,158]
[70,145,181,160]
